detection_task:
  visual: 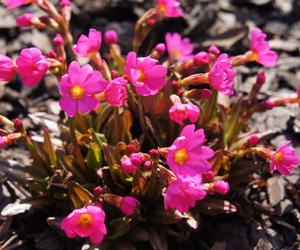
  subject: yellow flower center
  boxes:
[171,49,182,60]
[137,69,145,82]
[174,148,189,165]
[157,4,166,13]
[78,213,92,227]
[275,152,283,163]
[71,85,85,99]
[250,52,258,62]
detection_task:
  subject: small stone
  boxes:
[267,176,286,206]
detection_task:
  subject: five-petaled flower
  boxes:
[164,175,207,212]
[167,124,214,177]
[73,28,102,58]
[60,205,107,244]
[125,51,167,96]
[16,47,48,87]
[250,28,278,67]
[156,0,182,17]
[270,141,300,176]
[165,32,193,62]
[209,53,236,96]
[59,61,107,117]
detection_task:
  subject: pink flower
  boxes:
[208,53,236,96]
[270,141,300,176]
[164,175,206,212]
[169,95,199,125]
[194,51,209,66]
[16,13,33,27]
[208,44,220,56]
[60,205,107,244]
[165,33,193,61]
[214,180,229,195]
[59,61,107,117]
[104,30,118,45]
[0,55,15,81]
[121,155,138,174]
[120,196,140,216]
[250,28,278,67]
[5,0,32,9]
[167,124,214,177]
[104,77,127,106]
[125,51,167,96]
[16,48,48,87]
[156,0,182,17]
[73,29,101,57]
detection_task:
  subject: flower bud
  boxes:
[60,0,71,7]
[214,181,229,195]
[53,34,64,46]
[155,43,166,55]
[93,186,104,197]
[104,30,118,45]
[256,72,266,86]
[121,156,137,174]
[16,13,33,27]
[194,51,209,66]
[13,118,23,130]
[0,136,7,148]
[202,171,215,181]
[264,100,275,109]
[149,149,159,157]
[147,18,156,26]
[111,70,119,79]
[130,152,144,167]
[208,44,220,55]
[247,134,259,145]
[127,144,136,153]
[144,160,152,170]
[120,196,140,216]
[199,89,212,100]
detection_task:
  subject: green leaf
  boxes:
[87,142,102,171]
[43,128,57,167]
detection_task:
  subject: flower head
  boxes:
[270,141,300,176]
[0,55,15,82]
[59,61,107,117]
[104,30,118,45]
[104,77,127,106]
[209,53,236,96]
[5,0,31,9]
[164,175,206,212]
[169,95,199,125]
[214,180,229,195]
[156,0,182,17]
[60,205,107,244]
[16,13,33,27]
[121,155,138,174]
[73,29,101,57]
[125,51,167,96]
[120,196,140,216]
[250,28,278,67]
[16,48,48,87]
[167,124,214,177]
[165,33,193,62]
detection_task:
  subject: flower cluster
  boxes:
[1,0,299,248]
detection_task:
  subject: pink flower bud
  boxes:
[130,152,144,167]
[264,99,275,109]
[247,134,259,145]
[172,80,179,89]
[53,34,64,46]
[0,55,15,82]
[147,18,156,26]
[93,186,104,196]
[144,160,152,169]
[121,156,137,174]
[199,89,212,100]
[214,181,229,195]
[16,13,33,27]
[60,0,71,7]
[257,72,266,85]
[127,144,136,153]
[155,43,166,55]
[0,136,6,148]
[111,70,119,79]
[208,44,220,55]
[104,30,118,45]
[194,51,209,66]
[120,196,140,216]
[149,149,159,157]
[13,118,23,130]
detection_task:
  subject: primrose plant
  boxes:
[0,0,300,248]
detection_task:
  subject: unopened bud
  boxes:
[208,44,220,55]
[16,13,33,27]
[53,33,64,46]
[264,100,275,109]
[247,134,259,145]
[256,72,266,86]
[155,43,166,55]
[214,180,229,195]
[194,51,209,66]
[104,30,118,45]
